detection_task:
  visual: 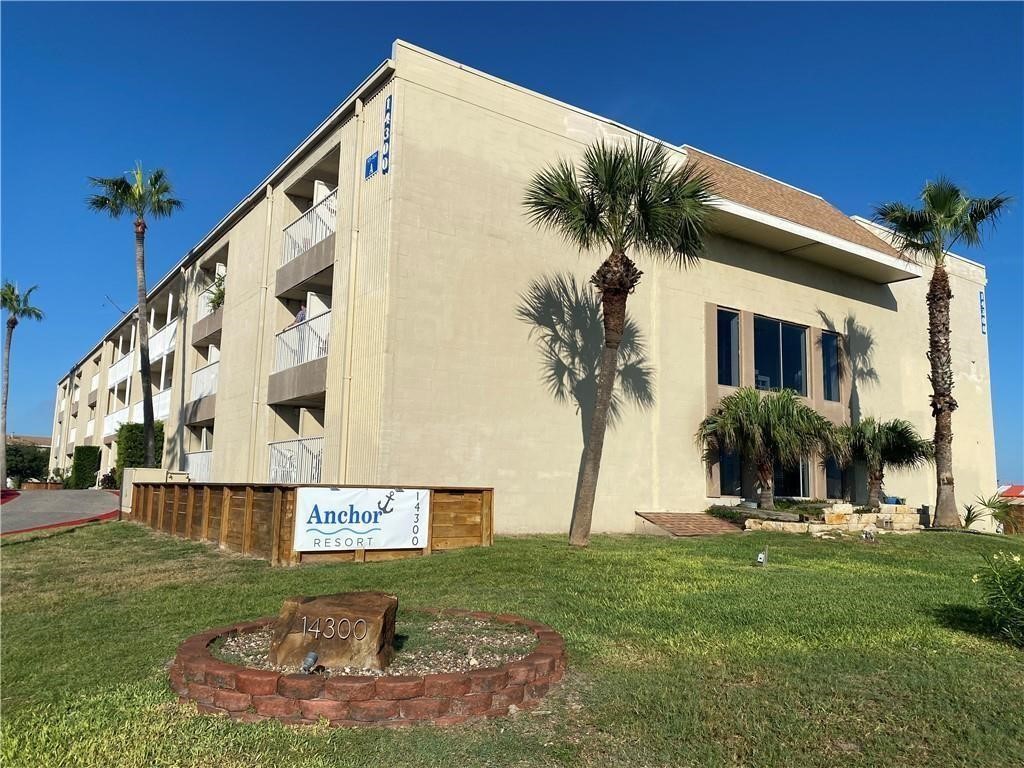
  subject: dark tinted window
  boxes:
[774,461,809,497]
[754,317,781,390]
[822,332,841,402]
[825,456,844,499]
[781,323,807,395]
[720,447,742,496]
[717,309,740,386]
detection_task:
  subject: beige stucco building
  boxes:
[49,41,997,533]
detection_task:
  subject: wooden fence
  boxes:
[128,483,493,566]
[20,481,65,491]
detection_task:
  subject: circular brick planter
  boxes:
[168,609,566,727]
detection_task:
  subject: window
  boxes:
[717,309,740,386]
[774,460,809,498]
[822,331,841,402]
[719,447,742,496]
[825,456,844,499]
[754,316,807,395]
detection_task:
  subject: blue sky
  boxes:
[2,2,1022,481]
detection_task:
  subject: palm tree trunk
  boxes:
[135,221,157,467]
[867,466,884,509]
[0,320,14,486]
[927,265,959,527]
[568,270,631,547]
[756,461,775,510]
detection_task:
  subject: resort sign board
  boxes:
[293,487,430,552]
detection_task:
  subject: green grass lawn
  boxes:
[2,523,1022,768]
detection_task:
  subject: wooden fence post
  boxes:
[201,487,212,540]
[270,487,283,566]
[170,485,181,536]
[184,486,195,539]
[242,486,255,555]
[220,487,231,549]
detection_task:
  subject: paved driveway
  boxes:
[0,490,120,535]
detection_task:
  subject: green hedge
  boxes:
[115,421,165,486]
[68,446,101,489]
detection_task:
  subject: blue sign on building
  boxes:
[979,291,987,335]
[364,151,379,180]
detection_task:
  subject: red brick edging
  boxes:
[169,609,566,727]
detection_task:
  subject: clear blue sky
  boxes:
[2,2,1022,481]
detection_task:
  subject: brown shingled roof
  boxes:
[684,146,902,259]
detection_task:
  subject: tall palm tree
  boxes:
[874,179,1009,527]
[836,417,933,509]
[1,282,44,485]
[524,138,716,546]
[695,387,835,510]
[87,164,182,467]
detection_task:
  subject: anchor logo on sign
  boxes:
[377,491,396,515]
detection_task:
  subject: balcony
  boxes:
[185,362,218,426]
[277,190,338,298]
[193,286,223,346]
[131,388,172,423]
[85,418,95,439]
[104,406,130,439]
[268,436,324,484]
[148,319,178,362]
[109,351,133,386]
[267,311,330,406]
[184,451,213,482]
[68,426,77,447]
[88,373,99,406]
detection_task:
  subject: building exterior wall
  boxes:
[47,41,997,534]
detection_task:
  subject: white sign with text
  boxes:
[293,487,430,552]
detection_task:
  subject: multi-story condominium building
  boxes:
[50,41,996,533]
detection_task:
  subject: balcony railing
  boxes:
[190,361,219,400]
[185,451,213,482]
[281,188,338,266]
[89,373,99,392]
[131,389,172,423]
[104,406,130,437]
[68,427,77,445]
[148,319,178,362]
[268,436,324,484]
[274,311,330,373]
[109,351,133,386]
[196,285,220,321]
[72,388,81,404]
[85,419,95,438]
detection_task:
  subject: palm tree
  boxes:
[874,179,1009,527]
[524,138,716,546]
[695,387,835,510]
[836,417,933,509]
[87,164,182,467]
[1,282,44,486]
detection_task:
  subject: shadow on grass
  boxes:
[0,524,88,548]
[930,603,1000,641]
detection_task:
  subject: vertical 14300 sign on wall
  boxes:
[293,487,430,551]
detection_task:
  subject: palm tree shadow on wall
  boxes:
[517,273,655,501]
[816,310,879,425]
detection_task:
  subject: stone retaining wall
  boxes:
[744,503,923,536]
[169,610,566,727]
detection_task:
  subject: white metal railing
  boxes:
[131,389,171,423]
[89,373,99,392]
[281,188,338,266]
[185,451,214,482]
[104,406,130,437]
[268,436,324,484]
[196,284,221,321]
[85,419,95,438]
[274,311,330,372]
[148,318,178,361]
[190,361,219,400]
[109,351,133,386]
[68,427,77,444]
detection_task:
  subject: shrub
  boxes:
[705,505,748,525]
[5,443,48,483]
[115,421,165,486]
[208,273,225,310]
[68,446,101,489]
[974,551,1024,647]
[99,471,118,490]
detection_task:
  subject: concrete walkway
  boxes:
[0,490,119,535]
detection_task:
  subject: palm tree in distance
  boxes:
[88,164,182,467]
[524,138,716,546]
[874,179,1009,527]
[836,417,933,509]
[1,282,44,485]
[695,387,836,511]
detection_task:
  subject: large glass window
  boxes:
[719,447,742,496]
[754,317,807,395]
[717,309,740,386]
[774,460,809,498]
[822,331,841,402]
